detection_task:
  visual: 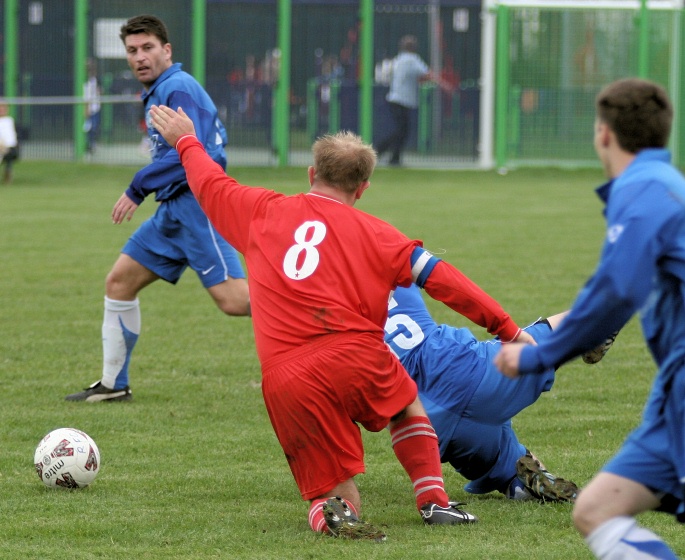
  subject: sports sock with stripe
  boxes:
[390,415,449,510]
[101,296,140,390]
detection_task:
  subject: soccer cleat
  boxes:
[420,502,478,525]
[504,476,534,501]
[582,331,619,364]
[515,454,578,503]
[322,497,387,542]
[65,381,132,402]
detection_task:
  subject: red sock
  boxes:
[308,499,329,533]
[308,498,358,533]
[390,416,449,510]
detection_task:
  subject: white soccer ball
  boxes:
[34,428,101,489]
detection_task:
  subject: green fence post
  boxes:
[328,80,341,133]
[4,0,19,109]
[637,0,649,78]
[192,0,206,86]
[418,83,434,154]
[274,0,292,166]
[306,78,319,143]
[358,0,374,142]
[73,0,88,160]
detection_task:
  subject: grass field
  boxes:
[1,162,682,559]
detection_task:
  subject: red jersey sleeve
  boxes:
[176,135,278,254]
[423,260,521,341]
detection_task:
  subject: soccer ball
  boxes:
[34,428,100,489]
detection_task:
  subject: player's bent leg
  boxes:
[65,256,157,402]
[308,480,386,542]
[105,253,159,300]
[576,474,675,559]
[573,473,660,537]
[390,398,478,525]
[207,277,250,316]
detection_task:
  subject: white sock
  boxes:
[101,297,140,389]
[586,516,678,559]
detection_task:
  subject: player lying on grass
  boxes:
[385,284,615,503]
[150,104,538,541]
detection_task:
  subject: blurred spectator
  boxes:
[0,103,19,183]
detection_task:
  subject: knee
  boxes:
[215,280,250,316]
[105,268,128,298]
[572,491,603,537]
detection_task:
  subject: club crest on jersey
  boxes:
[607,224,624,243]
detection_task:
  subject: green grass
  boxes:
[1,162,682,558]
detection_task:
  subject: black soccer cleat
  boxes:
[515,454,578,503]
[65,380,132,402]
[582,331,619,364]
[420,502,478,525]
[322,496,386,542]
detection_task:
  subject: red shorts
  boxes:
[261,331,418,500]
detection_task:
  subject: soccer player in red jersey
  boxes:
[150,104,533,540]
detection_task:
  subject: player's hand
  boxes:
[111,193,139,224]
[150,105,196,148]
[494,343,525,379]
[515,330,536,346]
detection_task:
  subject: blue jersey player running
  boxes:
[497,78,683,560]
[66,14,250,403]
[385,284,611,502]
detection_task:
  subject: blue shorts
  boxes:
[123,190,246,287]
[602,362,685,517]
[429,320,556,494]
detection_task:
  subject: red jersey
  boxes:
[176,137,520,364]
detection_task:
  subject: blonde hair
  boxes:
[311,131,377,194]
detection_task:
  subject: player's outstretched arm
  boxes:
[150,105,197,148]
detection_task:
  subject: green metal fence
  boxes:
[1,0,683,169]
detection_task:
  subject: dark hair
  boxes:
[312,131,377,193]
[399,35,418,53]
[120,14,169,45]
[596,78,672,153]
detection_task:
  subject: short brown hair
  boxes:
[596,78,672,153]
[311,131,377,193]
[399,35,418,53]
[120,14,170,45]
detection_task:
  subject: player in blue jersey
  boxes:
[385,284,608,503]
[66,14,250,403]
[496,78,682,560]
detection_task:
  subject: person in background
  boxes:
[0,103,19,184]
[65,14,250,403]
[496,77,683,560]
[83,58,102,154]
[375,35,448,167]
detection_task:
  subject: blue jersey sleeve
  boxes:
[520,166,676,373]
[125,65,227,204]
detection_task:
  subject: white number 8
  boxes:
[283,220,327,280]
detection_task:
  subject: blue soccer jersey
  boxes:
[385,284,486,431]
[126,63,228,204]
[518,148,685,510]
[385,284,556,493]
